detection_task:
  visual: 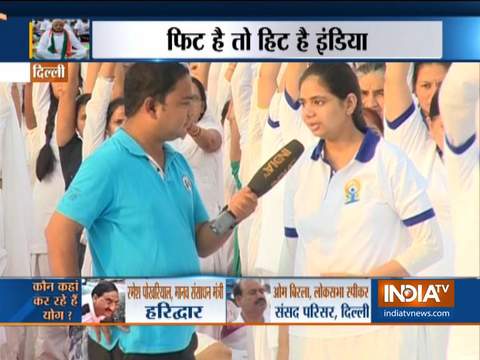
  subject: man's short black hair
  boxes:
[124,63,190,117]
[91,281,118,298]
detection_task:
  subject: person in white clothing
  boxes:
[384,62,455,360]
[222,280,268,359]
[281,63,443,360]
[439,62,480,360]
[255,63,285,276]
[354,62,385,120]
[233,279,268,323]
[73,19,89,42]
[411,62,450,119]
[25,82,68,360]
[36,19,87,60]
[39,19,52,33]
[0,82,32,359]
[206,62,222,115]
[170,76,226,274]
[383,64,452,244]
[83,62,126,161]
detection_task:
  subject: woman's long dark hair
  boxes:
[35,84,58,181]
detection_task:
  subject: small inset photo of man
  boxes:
[31,18,89,60]
[81,279,125,323]
[226,278,271,324]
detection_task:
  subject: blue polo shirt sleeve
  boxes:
[180,158,209,226]
[192,178,209,225]
[57,152,114,229]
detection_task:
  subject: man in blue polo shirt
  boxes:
[45,63,257,359]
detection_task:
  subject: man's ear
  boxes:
[143,97,158,117]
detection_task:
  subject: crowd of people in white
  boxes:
[0,61,478,359]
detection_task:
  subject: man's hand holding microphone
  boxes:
[209,139,305,236]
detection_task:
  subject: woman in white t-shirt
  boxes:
[384,62,455,360]
[439,62,480,360]
[281,63,443,360]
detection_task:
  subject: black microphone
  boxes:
[247,139,305,197]
[209,140,305,235]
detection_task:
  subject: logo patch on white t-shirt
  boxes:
[344,178,361,204]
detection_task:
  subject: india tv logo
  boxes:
[378,280,455,308]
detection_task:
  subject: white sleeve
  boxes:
[278,90,302,143]
[68,29,85,52]
[279,159,304,275]
[213,63,232,123]
[240,105,269,183]
[0,83,12,172]
[439,63,479,193]
[27,83,51,163]
[385,147,443,274]
[35,32,61,60]
[80,62,89,90]
[206,63,221,113]
[230,63,253,152]
[32,82,50,130]
[82,77,113,159]
[35,31,50,52]
[384,99,437,177]
[199,109,223,134]
[440,63,479,146]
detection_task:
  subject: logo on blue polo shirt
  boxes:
[182,175,192,192]
[66,187,81,201]
[344,179,361,204]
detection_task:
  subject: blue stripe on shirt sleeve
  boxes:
[284,90,300,111]
[445,133,476,155]
[402,208,435,227]
[267,116,280,129]
[284,227,299,238]
[386,102,416,130]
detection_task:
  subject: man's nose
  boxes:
[365,94,376,108]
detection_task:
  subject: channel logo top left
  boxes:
[30,18,90,60]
